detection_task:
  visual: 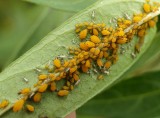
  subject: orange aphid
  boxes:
[57,90,69,96]
[26,104,34,112]
[19,88,31,94]
[85,60,91,68]
[85,41,95,48]
[138,29,146,37]
[13,99,24,112]
[143,3,151,13]
[148,20,156,27]
[38,74,48,80]
[50,82,56,91]
[117,30,125,36]
[97,75,103,80]
[49,73,55,81]
[33,92,42,102]
[73,74,79,81]
[97,59,103,67]
[80,42,89,51]
[98,51,103,58]
[94,48,100,55]
[53,59,61,68]
[90,35,101,43]
[81,65,88,73]
[63,61,69,67]
[0,100,9,108]
[133,16,142,23]
[101,30,110,35]
[38,84,48,93]
[104,61,111,69]
[79,29,88,39]
[117,38,127,44]
[93,29,99,36]
[70,66,77,73]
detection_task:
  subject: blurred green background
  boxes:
[1,0,160,118]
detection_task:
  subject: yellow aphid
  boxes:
[63,61,69,67]
[90,48,96,53]
[38,84,48,93]
[97,59,103,67]
[112,38,116,43]
[133,16,142,23]
[85,41,95,48]
[26,104,34,112]
[117,38,127,44]
[70,66,77,73]
[81,65,88,73]
[93,29,99,36]
[70,85,74,90]
[94,48,100,55]
[148,20,155,27]
[138,29,145,37]
[49,73,55,81]
[66,81,71,87]
[19,88,31,94]
[101,30,110,35]
[98,51,103,58]
[57,90,69,96]
[79,29,88,39]
[53,59,61,68]
[104,61,111,69]
[117,30,125,36]
[13,99,24,112]
[111,43,117,49]
[143,3,151,13]
[50,82,56,91]
[73,74,79,81]
[38,74,48,80]
[90,35,101,43]
[63,86,69,90]
[33,92,41,102]
[0,100,9,108]
[124,20,132,25]
[80,42,89,51]
[85,60,91,68]
[103,52,109,58]
[97,75,103,80]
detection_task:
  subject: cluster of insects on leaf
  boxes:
[0,0,159,114]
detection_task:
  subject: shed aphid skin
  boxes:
[3,1,159,113]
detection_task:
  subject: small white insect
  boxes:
[75,79,80,86]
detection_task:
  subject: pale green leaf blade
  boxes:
[0,0,159,117]
[24,0,97,12]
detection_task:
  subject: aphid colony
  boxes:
[0,0,159,113]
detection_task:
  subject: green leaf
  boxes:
[0,0,158,117]
[126,31,160,78]
[24,0,97,12]
[77,71,160,118]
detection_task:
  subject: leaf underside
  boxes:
[0,0,159,117]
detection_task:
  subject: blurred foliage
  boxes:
[0,0,75,71]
